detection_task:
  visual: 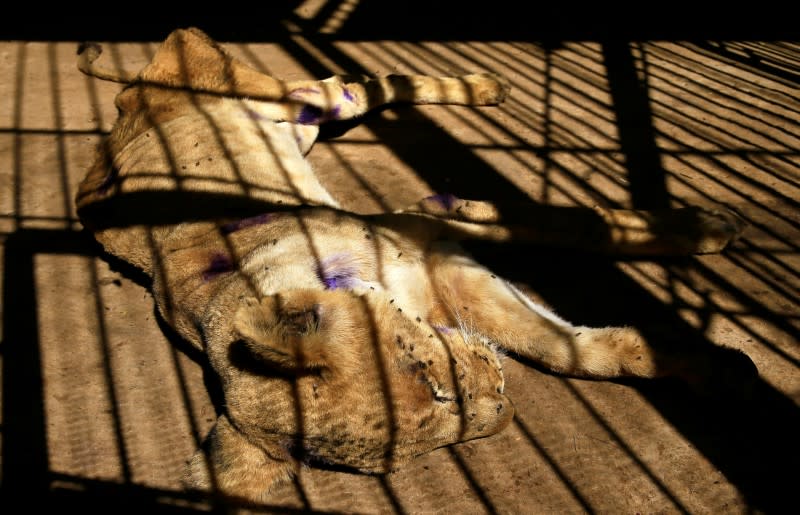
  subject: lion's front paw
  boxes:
[694,207,747,253]
[462,73,511,105]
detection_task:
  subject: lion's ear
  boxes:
[233,296,328,371]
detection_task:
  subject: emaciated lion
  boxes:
[75,27,755,503]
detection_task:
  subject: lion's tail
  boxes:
[77,42,137,84]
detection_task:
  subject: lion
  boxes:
[74,27,755,504]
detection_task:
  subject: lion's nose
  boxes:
[463,395,514,439]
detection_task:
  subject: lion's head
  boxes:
[206,288,513,477]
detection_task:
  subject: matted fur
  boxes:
[75,28,754,503]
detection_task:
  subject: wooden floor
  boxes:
[1,4,798,513]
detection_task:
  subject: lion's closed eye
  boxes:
[417,373,456,403]
[432,390,456,403]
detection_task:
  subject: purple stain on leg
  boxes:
[343,87,354,102]
[330,105,341,119]
[220,213,276,235]
[297,105,324,125]
[317,253,359,290]
[288,87,321,99]
[244,106,268,122]
[323,275,346,290]
[425,193,458,210]
[202,252,234,281]
[433,325,455,334]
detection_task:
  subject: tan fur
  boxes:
[75,28,754,503]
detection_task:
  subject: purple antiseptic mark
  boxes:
[424,193,458,210]
[330,105,341,119]
[220,213,276,235]
[317,253,359,290]
[202,252,235,281]
[97,166,119,193]
[342,87,354,102]
[432,325,455,335]
[287,87,321,99]
[297,105,324,125]
[244,106,268,122]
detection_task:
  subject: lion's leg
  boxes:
[426,244,757,384]
[186,415,296,502]
[282,73,510,124]
[388,195,746,256]
[78,28,509,116]
[426,244,660,379]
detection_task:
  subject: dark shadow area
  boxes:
[1,229,56,500]
[0,228,342,514]
[277,21,536,204]
[695,41,800,86]
[603,40,669,209]
[0,229,192,510]
[3,2,797,42]
[2,5,798,513]
[465,241,799,513]
[7,474,349,514]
